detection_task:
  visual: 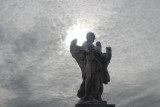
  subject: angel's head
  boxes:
[86,32,95,43]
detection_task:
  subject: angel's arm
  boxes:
[82,42,89,52]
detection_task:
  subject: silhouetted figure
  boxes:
[70,32,113,106]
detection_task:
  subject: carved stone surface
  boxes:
[70,32,113,105]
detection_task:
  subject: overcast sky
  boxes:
[0,0,160,107]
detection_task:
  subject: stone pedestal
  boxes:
[75,103,115,107]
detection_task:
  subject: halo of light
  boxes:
[65,24,92,46]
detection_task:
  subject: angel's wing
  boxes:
[70,39,86,79]
[102,47,112,84]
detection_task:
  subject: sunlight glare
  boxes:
[65,24,91,46]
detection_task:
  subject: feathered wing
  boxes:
[70,39,86,78]
[102,47,112,84]
[101,61,110,84]
[70,39,86,98]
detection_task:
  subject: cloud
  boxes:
[0,0,160,107]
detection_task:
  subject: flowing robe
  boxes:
[70,39,111,101]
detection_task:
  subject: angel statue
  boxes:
[70,32,112,105]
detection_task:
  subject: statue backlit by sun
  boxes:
[70,31,114,107]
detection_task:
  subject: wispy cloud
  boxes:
[0,0,160,107]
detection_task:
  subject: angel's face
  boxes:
[87,35,95,43]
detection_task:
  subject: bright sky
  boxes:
[0,0,160,107]
[65,23,93,46]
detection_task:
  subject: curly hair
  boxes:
[86,32,95,41]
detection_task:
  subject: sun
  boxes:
[65,24,92,46]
